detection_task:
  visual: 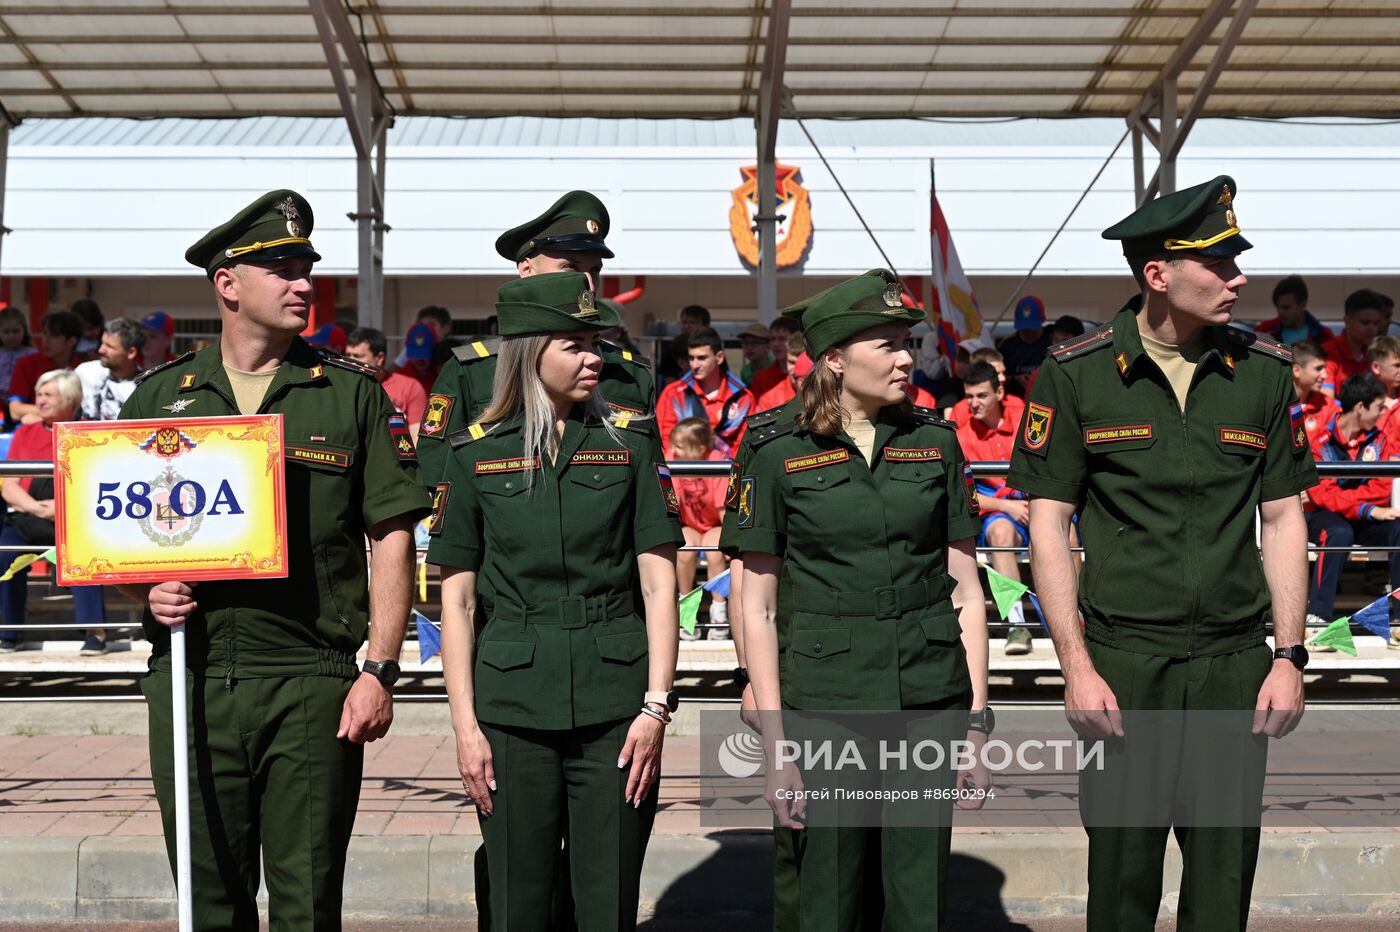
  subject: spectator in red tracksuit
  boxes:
[656,327,754,458]
[1257,274,1332,346]
[1305,373,1400,647]
[1291,340,1339,449]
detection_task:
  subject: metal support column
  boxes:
[309,0,391,330]
[1158,76,1178,197]
[0,121,10,276]
[1130,122,1144,207]
[754,0,791,324]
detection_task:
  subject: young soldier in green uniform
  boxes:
[737,270,990,931]
[417,191,654,487]
[123,190,431,930]
[1008,177,1314,931]
[427,271,682,931]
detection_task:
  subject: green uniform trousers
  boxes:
[1082,640,1272,932]
[788,695,967,932]
[143,671,361,932]
[477,717,656,932]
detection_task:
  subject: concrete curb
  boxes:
[1,832,1398,921]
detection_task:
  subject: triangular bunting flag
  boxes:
[414,610,441,663]
[1307,616,1357,657]
[982,564,1029,621]
[678,586,703,635]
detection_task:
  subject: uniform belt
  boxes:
[1082,613,1266,658]
[792,575,955,621]
[493,591,635,629]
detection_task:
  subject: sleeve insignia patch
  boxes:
[428,482,450,536]
[725,460,742,505]
[1022,402,1056,451]
[422,394,453,436]
[964,462,979,515]
[656,464,681,514]
[737,476,755,528]
[387,413,416,461]
[783,448,849,473]
[1290,403,1307,450]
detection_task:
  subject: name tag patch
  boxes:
[885,447,943,463]
[784,448,850,473]
[1220,428,1266,450]
[476,456,540,475]
[571,449,630,465]
[287,446,348,469]
[1084,424,1153,444]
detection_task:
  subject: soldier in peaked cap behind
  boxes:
[1008,177,1316,930]
[418,191,655,488]
[123,190,431,930]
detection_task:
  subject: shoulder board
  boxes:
[606,411,656,435]
[908,405,956,429]
[134,350,197,385]
[452,336,501,363]
[1049,324,1115,363]
[601,340,652,370]
[448,420,503,449]
[747,413,797,448]
[1225,326,1293,363]
[316,348,378,377]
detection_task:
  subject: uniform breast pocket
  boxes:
[477,473,531,500]
[886,458,945,486]
[787,461,851,496]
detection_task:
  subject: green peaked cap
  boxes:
[495,190,614,262]
[185,189,321,279]
[800,270,924,358]
[779,269,887,326]
[1102,174,1252,260]
[495,271,620,336]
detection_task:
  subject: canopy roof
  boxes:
[1,1,1398,120]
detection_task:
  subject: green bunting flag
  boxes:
[678,586,703,635]
[1308,616,1358,657]
[0,553,40,583]
[981,563,1029,621]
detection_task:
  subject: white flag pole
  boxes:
[170,622,193,931]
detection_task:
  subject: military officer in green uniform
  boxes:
[427,271,681,931]
[1008,177,1314,931]
[417,191,654,487]
[736,270,990,931]
[122,190,431,930]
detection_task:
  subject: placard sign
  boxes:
[53,415,287,586]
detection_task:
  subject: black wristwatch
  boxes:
[967,707,996,736]
[1273,645,1309,671]
[362,659,401,689]
[733,666,750,690]
[645,690,679,713]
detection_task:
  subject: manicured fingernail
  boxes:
[488,780,496,791]
[617,757,627,768]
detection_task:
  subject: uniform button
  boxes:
[594,473,602,481]
[504,481,513,490]
[816,475,825,484]
[813,643,823,654]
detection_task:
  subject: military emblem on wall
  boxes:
[729,162,813,270]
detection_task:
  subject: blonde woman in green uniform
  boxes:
[427,271,682,932]
[737,270,990,931]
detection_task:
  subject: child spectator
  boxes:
[1292,340,1339,449]
[669,418,731,641]
[1320,289,1389,397]
[71,299,105,356]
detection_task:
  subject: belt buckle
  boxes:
[874,585,899,620]
[558,595,587,629]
